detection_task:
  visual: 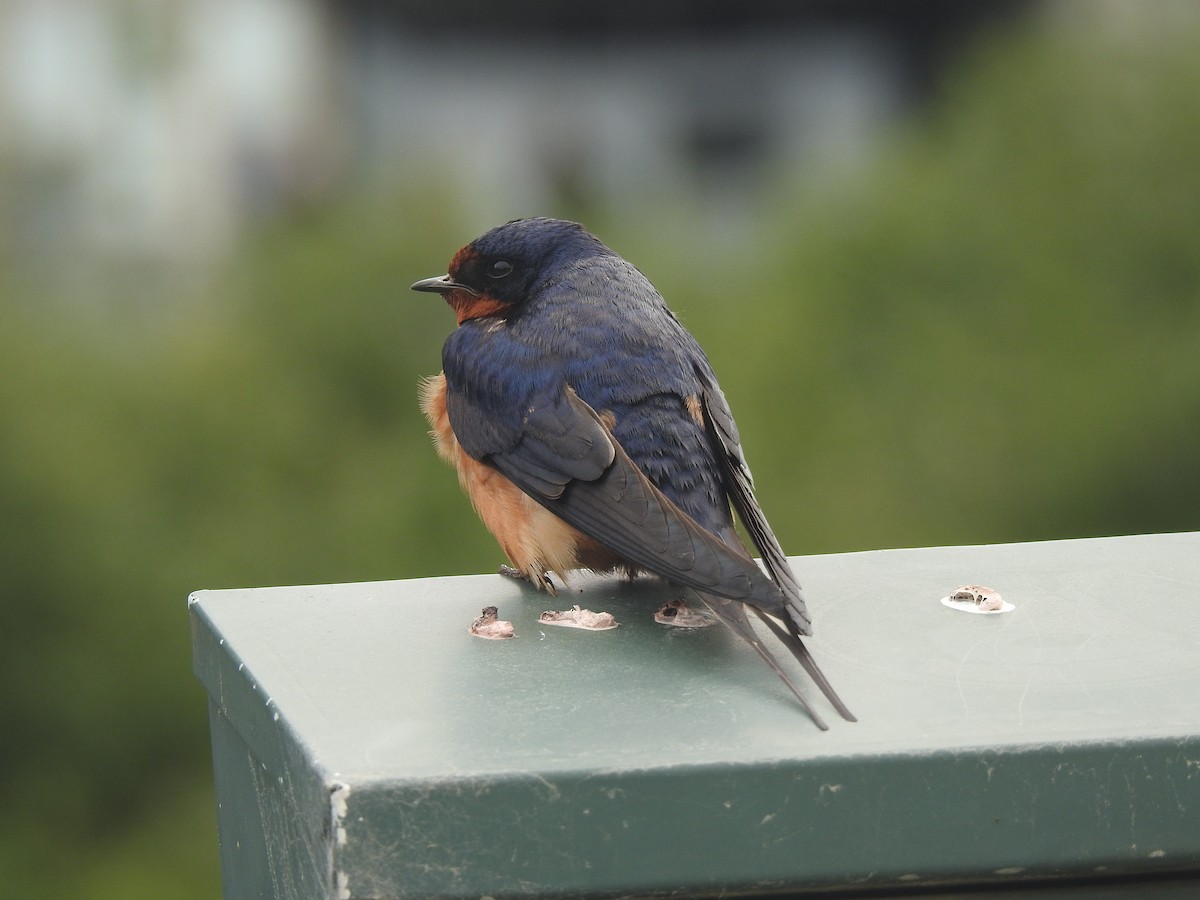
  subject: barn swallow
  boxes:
[413,217,854,728]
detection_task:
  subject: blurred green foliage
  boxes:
[2,9,1198,897]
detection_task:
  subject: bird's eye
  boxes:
[486,259,513,279]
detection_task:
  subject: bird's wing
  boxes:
[694,365,812,636]
[448,383,777,602]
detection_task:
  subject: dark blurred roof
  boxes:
[345,0,1028,39]
[339,0,1034,95]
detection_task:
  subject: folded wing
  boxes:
[450,384,778,602]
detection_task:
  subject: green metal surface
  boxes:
[191,532,1200,898]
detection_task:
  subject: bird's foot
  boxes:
[654,598,717,628]
[499,564,558,596]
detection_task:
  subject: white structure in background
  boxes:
[1,0,1017,273]
[351,28,902,240]
[0,0,339,269]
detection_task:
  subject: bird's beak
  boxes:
[411,275,479,296]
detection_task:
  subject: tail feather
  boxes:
[749,608,857,723]
[698,592,831,730]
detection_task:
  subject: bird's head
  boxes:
[411,217,610,324]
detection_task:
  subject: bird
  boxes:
[412,217,854,729]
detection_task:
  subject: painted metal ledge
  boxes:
[191,532,1200,898]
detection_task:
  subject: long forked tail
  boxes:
[698,592,831,729]
[697,592,855,728]
[751,609,857,722]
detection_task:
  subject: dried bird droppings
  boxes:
[940,584,1015,615]
[539,605,619,630]
[469,605,515,639]
[654,598,717,628]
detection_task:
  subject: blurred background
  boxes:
[2,0,1198,895]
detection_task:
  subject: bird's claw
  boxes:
[499,564,558,595]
